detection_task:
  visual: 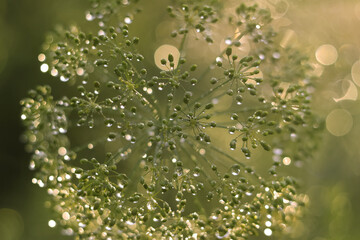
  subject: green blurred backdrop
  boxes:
[1,0,360,239]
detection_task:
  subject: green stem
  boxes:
[192,78,232,104]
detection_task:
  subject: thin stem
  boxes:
[192,78,232,104]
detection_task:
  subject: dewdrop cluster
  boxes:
[21,0,320,239]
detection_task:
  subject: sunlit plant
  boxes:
[21,0,321,239]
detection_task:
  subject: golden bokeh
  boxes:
[0,208,24,240]
[315,44,338,66]
[154,44,180,71]
[333,80,358,102]
[351,60,360,87]
[326,109,353,137]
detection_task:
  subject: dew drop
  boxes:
[264,228,272,236]
[59,128,67,134]
[60,76,69,82]
[272,52,280,59]
[231,164,240,176]
[38,53,46,62]
[76,68,84,76]
[29,161,35,170]
[225,39,232,45]
[40,63,49,73]
[124,17,132,24]
[48,220,56,228]
[126,220,135,226]
[85,12,95,21]
[215,230,229,239]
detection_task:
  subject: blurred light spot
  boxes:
[76,68,84,76]
[225,38,232,45]
[62,228,74,236]
[48,220,56,228]
[88,143,93,149]
[85,12,94,21]
[62,212,70,220]
[333,80,358,102]
[265,221,272,227]
[124,17,132,24]
[50,68,58,77]
[38,53,46,62]
[154,44,180,71]
[280,29,296,48]
[98,30,105,36]
[125,134,131,141]
[264,228,272,236]
[58,147,67,156]
[315,44,338,65]
[37,179,44,188]
[283,157,291,165]
[60,76,69,82]
[351,60,360,87]
[326,109,353,136]
[0,208,24,240]
[40,63,49,73]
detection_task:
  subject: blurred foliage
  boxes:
[1,0,360,239]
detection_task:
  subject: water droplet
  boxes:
[40,63,49,73]
[62,212,70,220]
[225,39,232,45]
[231,164,240,176]
[147,201,155,211]
[85,12,95,21]
[60,76,69,82]
[59,128,67,133]
[124,17,132,24]
[76,68,84,76]
[290,133,297,140]
[282,157,291,165]
[215,229,229,239]
[126,220,135,225]
[38,53,46,62]
[48,220,56,228]
[125,134,131,141]
[272,52,280,59]
[29,161,35,170]
[264,228,272,236]
[273,148,283,155]
[58,147,67,156]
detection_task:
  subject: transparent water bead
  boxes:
[231,164,241,176]
[215,229,229,239]
[85,12,95,21]
[124,17,132,24]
